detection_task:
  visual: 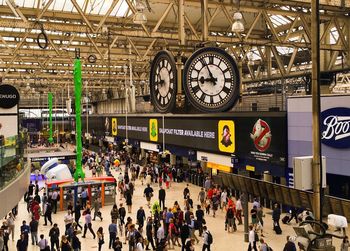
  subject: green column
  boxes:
[73,59,85,182]
[48,92,53,144]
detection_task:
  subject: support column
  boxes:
[319,23,330,71]
[129,46,136,113]
[311,0,322,222]
[347,19,350,67]
[266,46,272,78]
[201,0,208,42]
[178,0,185,46]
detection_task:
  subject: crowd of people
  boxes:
[2,147,349,251]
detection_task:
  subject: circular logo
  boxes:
[0,84,20,109]
[250,119,272,152]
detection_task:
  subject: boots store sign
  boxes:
[321,107,350,149]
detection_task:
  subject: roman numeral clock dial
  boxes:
[150,51,177,113]
[183,47,240,112]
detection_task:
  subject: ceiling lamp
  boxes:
[232,12,244,33]
[133,1,147,25]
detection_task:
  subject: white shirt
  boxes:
[64,214,74,225]
[51,191,58,200]
[38,239,48,249]
[136,242,144,251]
[221,192,227,203]
[249,230,255,245]
[157,227,165,240]
[236,199,242,211]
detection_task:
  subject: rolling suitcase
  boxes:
[282,214,290,224]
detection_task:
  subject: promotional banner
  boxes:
[85,113,287,169]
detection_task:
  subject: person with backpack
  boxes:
[226,204,237,233]
[259,238,272,251]
[202,225,213,251]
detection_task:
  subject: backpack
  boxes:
[207,231,213,245]
[227,208,234,218]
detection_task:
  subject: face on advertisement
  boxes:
[221,125,232,147]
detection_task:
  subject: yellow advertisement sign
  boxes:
[218,120,235,153]
[207,162,232,173]
[111,118,117,136]
[149,119,158,142]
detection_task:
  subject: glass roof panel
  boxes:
[6,0,130,17]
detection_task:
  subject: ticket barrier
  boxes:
[46,177,116,211]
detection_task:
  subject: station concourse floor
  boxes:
[5,166,348,251]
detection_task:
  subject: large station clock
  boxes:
[183,47,240,112]
[150,50,177,113]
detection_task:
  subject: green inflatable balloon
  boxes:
[73,59,85,182]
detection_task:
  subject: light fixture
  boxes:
[232,12,244,33]
[248,53,254,66]
[133,1,147,25]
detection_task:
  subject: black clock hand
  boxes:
[201,60,217,85]
[199,76,218,84]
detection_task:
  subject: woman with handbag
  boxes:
[97,227,104,251]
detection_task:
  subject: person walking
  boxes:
[49,224,60,251]
[44,200,53,226]
[71,230,81,251]
[97,227,104,251]
[125,189,133,213]
[236,197,243,225]
[37,234,49,251]
[195,205,205,236]
[118,203,126,235]
[110,204,119,223]
[6,212,15,241]
[145,217,156,250]
[144,184,154,208]
[92,197,103,221]
[64,210,74,232]
[158,186,166,210]
[137,206,146,230]
[259,238,268,251]
[51,189,59,214]
[29,217,38,245]
[108,220,118,249]
[272,203,281,234]
[82,209,96,239]
[74,202,83,230]
[226,204,236,233]
[81,189,88,209]
[198,188,206,208]
[16,233,27,251]
[202,226,212,251]
[248,225,258,251]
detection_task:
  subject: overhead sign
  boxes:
[0,84,20,109]
[321,107,350,149]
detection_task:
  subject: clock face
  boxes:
[150,51,177,113]
[183,47,240,112]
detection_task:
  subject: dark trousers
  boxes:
[146,236,156,250]
[159,199,165,210]
[52,199,57,214]
[181,237,187,251]
[75,216,83,229]
[81,198,87,208]
[202,244,211,251]
[51,239,59,251]
[83,223,96,238]
[109,232,116,249]
[45,214,52,225]
[288,213,298,223]
[248,242,258,251]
